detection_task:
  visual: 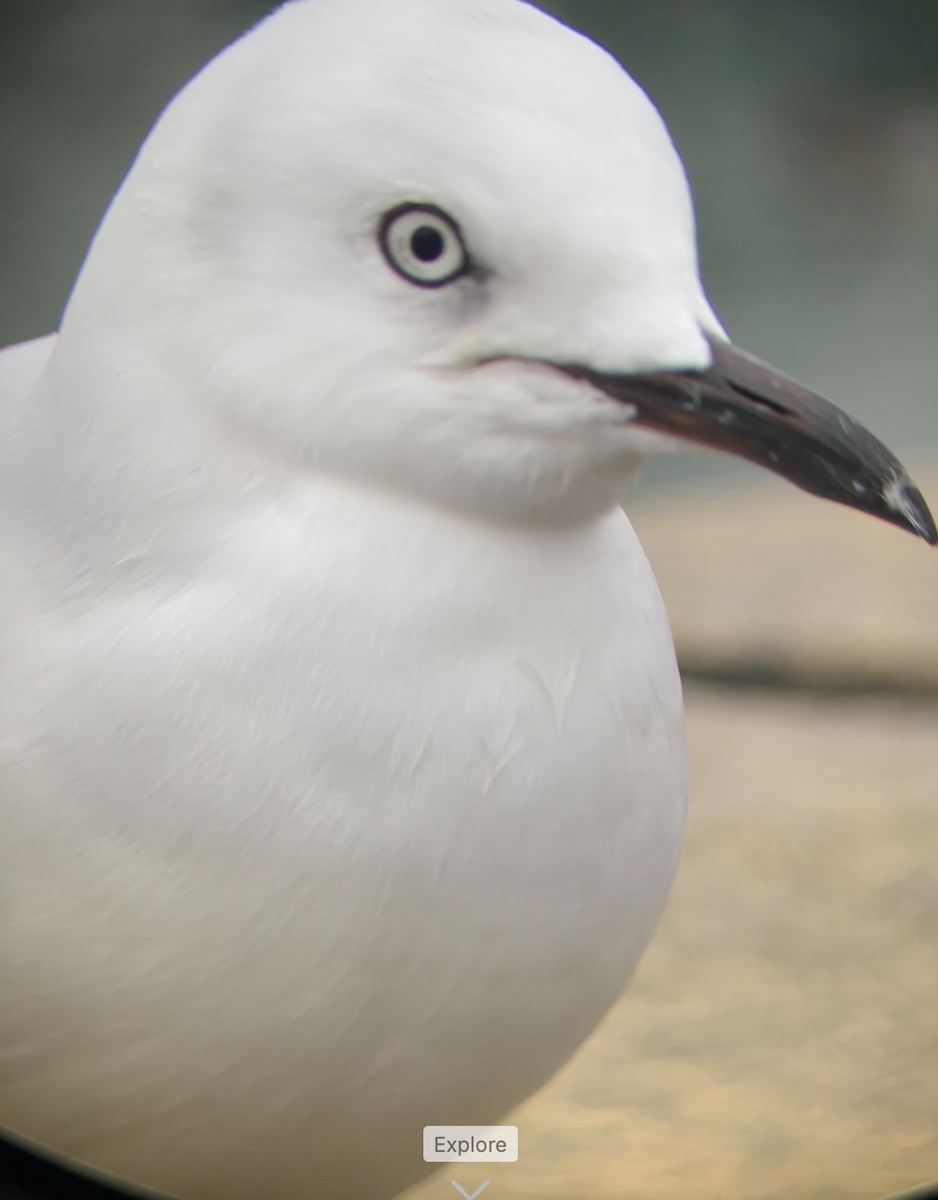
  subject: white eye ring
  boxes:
[378,204,470,288]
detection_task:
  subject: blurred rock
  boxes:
[407,688,938,1200]
[630,470,938,693]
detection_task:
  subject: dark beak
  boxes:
[563,336,937,545]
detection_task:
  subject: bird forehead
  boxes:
[227,0,682,201]
[198,0,694,281]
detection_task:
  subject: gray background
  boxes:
[2,0,938,485]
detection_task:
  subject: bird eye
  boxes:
[378,204,470,288]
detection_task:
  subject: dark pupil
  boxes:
[411,225,446,263]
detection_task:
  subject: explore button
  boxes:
[423,1127,519,1163]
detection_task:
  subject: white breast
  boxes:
[0,479,686,1200]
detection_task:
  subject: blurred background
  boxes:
[2,4,937,1199]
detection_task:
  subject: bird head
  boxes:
[60,0,936,538]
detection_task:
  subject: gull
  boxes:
[0,1,934,1199]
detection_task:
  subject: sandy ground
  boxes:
[407,475,938,1200]
[631,470,938,693]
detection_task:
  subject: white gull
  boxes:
[0,1,933,1199]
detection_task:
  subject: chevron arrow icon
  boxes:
[451,1182,491,1200]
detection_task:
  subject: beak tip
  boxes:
[889,479,938,546]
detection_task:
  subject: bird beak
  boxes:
[562,336,937,544]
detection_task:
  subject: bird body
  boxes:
[0,1,933,1198]
[0,400,684,1199]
